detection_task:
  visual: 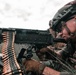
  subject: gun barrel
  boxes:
[53,38,67,43]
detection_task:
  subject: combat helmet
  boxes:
[50,0,76,32]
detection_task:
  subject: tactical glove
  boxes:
[36,47,55,61]
[23,59,45,75]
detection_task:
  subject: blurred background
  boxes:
[0,0,73,30]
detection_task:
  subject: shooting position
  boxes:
[23,0,76,75]
[0,0,76,75]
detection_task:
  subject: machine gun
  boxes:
[0,28,66,59]
[0,28,66,48]
[0,28,67,75]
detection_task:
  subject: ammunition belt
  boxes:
[2,31,22,75]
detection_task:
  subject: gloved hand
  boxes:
[36,47,54,61]
[54,42,66,50]
[23,59,45,75]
